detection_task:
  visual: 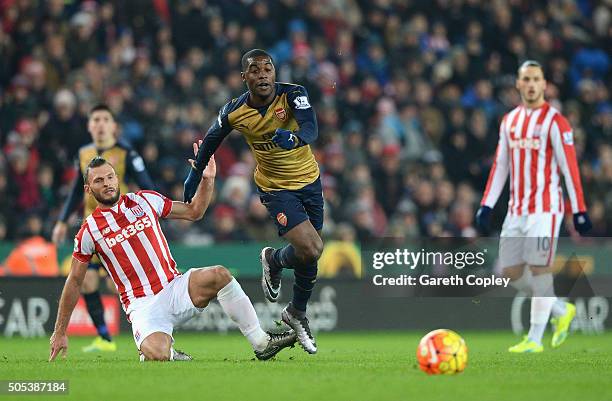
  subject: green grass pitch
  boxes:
[1,331,611,401]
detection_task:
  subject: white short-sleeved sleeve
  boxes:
[73,224,95,263]
[138,190,173,218]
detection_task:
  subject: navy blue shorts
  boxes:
[258,177,324,237]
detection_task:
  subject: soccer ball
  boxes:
[417,329,468,375]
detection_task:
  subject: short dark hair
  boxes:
[89,104,115,120]
[518,60,545,76]
[84,156,113,182]
[241,49,273,71]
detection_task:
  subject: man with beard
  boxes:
[476,61,591,352]
[51,104,154,353]
[49,155,296,361]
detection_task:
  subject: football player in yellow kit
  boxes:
[183,49,322,354]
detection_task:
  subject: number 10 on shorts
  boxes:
[537,236,551,251]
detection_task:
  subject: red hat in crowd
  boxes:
[381,144,400,157]
[15,119,36,136]
[214,205,235,219]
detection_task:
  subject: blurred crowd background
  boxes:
[0,0,611,248]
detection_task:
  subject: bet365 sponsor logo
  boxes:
[508,137,541,150]
[104,216,152,248]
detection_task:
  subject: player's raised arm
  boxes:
[169,141,216,221]
[183,103,233,202]
[49,256,88,361]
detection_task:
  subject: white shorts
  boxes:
[129,268,204,349]
[499,213,562,269]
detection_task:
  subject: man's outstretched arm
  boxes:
[172,142,217,221]
[184,103,233,202]
[49,257,88,361]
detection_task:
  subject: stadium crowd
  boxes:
[0,0,610,245]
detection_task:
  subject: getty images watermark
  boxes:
[361,237,612,298]
[370,247,511,289]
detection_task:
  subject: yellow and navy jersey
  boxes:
[196,82,320,191]
[59,141,154,220]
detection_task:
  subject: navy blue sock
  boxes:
[292,263,318,312]
[271,245,299,271]
[83,291,112,342]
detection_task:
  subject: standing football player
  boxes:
[183,49,322,354]
[476,60,592,352]
[51,104,154,353]
[49,155,296,361]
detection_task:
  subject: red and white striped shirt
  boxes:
[481,102,586,215]
[73,190,181,312]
